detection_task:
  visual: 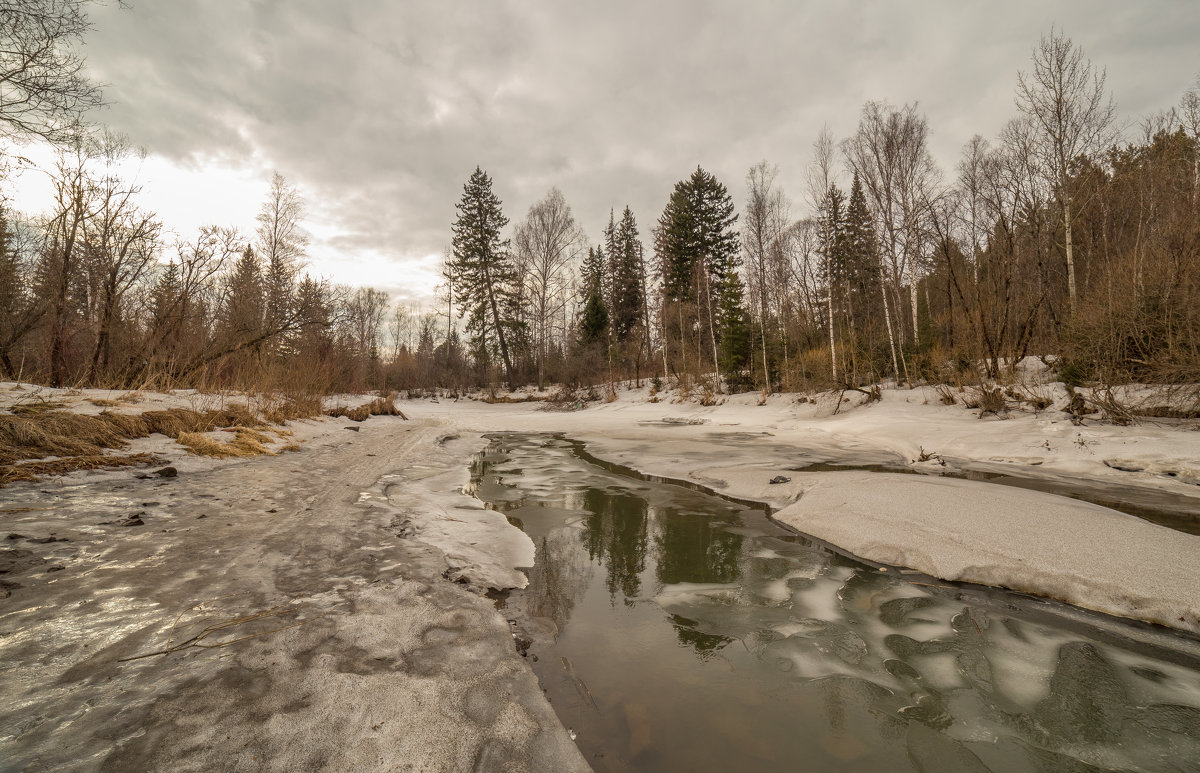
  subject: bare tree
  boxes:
[256,171,308,351]
[0,0,104,143]
[513,187,585,390]
[844,101,940,381]
[743,161,788,392]
[1181,75,1200,204]
[807,127,840,382]
[135,226,240,382]
[42,135,94,385]
[83,131,162,381]
[1016,26,1118,315]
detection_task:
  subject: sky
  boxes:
[5,1,1198,309]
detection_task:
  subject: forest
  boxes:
[2,22,1198,399]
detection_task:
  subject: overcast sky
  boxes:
[8,1,1200,308]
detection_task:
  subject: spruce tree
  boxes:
[609,206,645,343]
[152,261,181,328]
[221,246,263,344]
[842,172,892,379]
[718,271,752,383]
[448,167,520,385]
[817,183,847,383]
[656,166,740,385]
[578,282,609,347]
[581,245,606,300]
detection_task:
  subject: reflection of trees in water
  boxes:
[526,530,594,631]
[654,508,743,585]
[669,614,732,658]
[654,507,744,656]
[581,488,649,604]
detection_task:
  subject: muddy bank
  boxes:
[0,417,586,772]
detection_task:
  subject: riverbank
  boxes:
[0,410,587,771]
[402,384,1200,634]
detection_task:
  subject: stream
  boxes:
[467,433,1200,772]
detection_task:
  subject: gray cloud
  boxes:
[82,1,1200,304]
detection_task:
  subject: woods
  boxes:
[1,15,1198,398]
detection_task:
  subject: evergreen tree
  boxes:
[581,245,606,300]
[656,166,740,384]
[221,245,263,344]
[152,261,181,329]
[718,270,752,382]
[602,209,619,312]
[294,274,332,360]
[841,172,890,379]
[609,206,645,343]
[448,167,520,384]
[817,183,847,382]
[578,281,609,347]
[0,207,21,331]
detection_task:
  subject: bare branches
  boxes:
[1015,26,1118,314]
[0,0,104,144]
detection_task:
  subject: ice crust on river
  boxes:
[771,471,1200,632]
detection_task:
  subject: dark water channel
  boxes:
[467,434,1200,772]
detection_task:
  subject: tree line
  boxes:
[426,30,1200,395]
[2,12,1198,395]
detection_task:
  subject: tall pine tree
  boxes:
[448,167,520,384]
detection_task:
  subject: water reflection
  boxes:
[582,489,648,605]
[469,433,1200,773]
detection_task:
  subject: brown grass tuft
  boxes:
[176,430,271,458]
[10,401,68,416]
[1,453,163,485]
[87,398,120,407]
[263,396,323,424]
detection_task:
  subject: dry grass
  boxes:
[964,385,1008,418]
[1,394,325,486]
[10,401,68,416]
[263,395,323,424]
[1,453,163,485]
[176,427,276,458]
[326,393,408,422]
[87,398,120,407]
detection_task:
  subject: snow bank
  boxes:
[379,434,536,590]
[770,471,1200,633]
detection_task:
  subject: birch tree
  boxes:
[1016,26,1117,315]
[513,187,585,389]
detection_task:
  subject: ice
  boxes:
[1034,641,1129,744]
